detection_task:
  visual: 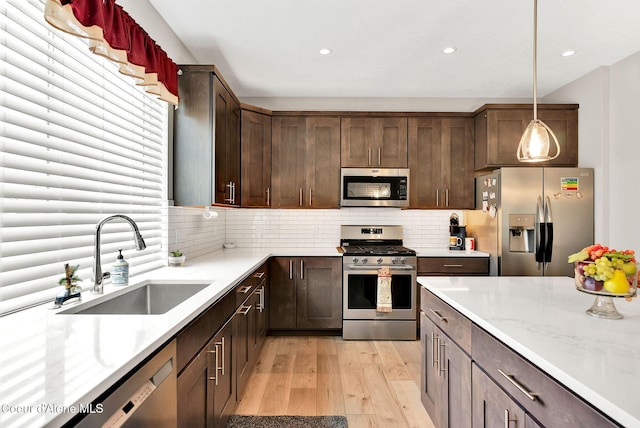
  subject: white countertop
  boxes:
[418,276,640,428]
[0,246,486,427]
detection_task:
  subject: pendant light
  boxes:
[516,0,561,162]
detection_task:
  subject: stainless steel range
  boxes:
[340,225,417,340]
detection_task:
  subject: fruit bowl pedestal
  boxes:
[574,261,638,319]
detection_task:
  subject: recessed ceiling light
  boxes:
[561,50,576,57]
[442,47,457,54]
[319,48,331,55]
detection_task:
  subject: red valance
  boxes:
[44,0,179,105]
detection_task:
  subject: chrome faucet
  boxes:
[93,215,146,294]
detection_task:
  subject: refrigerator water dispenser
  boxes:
[508,214,535,253]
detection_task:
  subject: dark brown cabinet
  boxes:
[408,117,474,208]
[420,289,472,428]
[173,66,240,206]
[417,257,489,276]
[236,267,268,400]
[176,263,268,428]
[214,77,241,205]
[269,257,342,330]
[271,116,341,208]
[472,363,527,428]
[474,104,579,170]
[341,117,408,167]
[241,109,271,207]
[177,318,234,428]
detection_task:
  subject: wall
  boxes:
[168,206,460,258]
[545,51,640,251]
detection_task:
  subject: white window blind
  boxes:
[0,0,167,315]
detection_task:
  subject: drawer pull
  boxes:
[253,271,265,279]
[498,369,538,401]
[238,285,251,294]
[443,264,463,268]
[238,305,252,315]
[429,308,448,323]
[504,409,517,428]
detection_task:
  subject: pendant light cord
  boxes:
[533,0,538,121]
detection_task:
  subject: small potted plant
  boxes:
[168,250,186,267]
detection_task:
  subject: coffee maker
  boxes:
[448,214,466,251]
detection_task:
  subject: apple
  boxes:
[582,276,603,292]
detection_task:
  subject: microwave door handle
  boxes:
[378,147,381,165]
[368,148,372,166]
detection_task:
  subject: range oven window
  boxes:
[346,274,413,310]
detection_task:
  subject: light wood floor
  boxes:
[235,336,435,428]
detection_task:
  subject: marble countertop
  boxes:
[418,276,640,428]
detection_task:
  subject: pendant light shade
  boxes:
[517,0,561,163]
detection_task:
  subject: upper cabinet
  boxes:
[173,65,240,207]
[474,104,579,170]
[408,117,474,209]
[240,108,271,207]
[341,117,408,167]
[271,115,341,208]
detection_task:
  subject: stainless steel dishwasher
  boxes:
[75,340,177,427]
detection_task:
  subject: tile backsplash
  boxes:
[169,206,461,257]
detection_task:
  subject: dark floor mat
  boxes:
[226,415,348,428]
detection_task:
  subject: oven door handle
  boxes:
[345,265,416,271]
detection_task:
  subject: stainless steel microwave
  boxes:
[340,168,410,207]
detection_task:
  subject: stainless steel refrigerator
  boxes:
[465,167,594,276]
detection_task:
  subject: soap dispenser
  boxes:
[112,248,129,285]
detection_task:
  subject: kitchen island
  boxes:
[418,276,640,428]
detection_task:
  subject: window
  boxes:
[0,0,167,315]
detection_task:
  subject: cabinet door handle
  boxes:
[289,259,293,280]
[438,340,446,376]
[219,337,225,376]
[253,271,265,279]
[445,188,449,207]
[208,344,220,385]
[308,188,312,206]
[429,308,448,323]
[257,287,264,312]
[232,182,236,204]
[498,369,538,401]
[300,259,304,280]
[368,147,372,166]
[238,304,252,315]
[436,188,439,207]
[431,332,438,369]
[299,188,303,206]
[238,285,251,294]
[225,182,233,203]
[504,409,517,428]
[377,147,381,165]
[266,187,270,206]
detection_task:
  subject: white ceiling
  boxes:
[148,0,640,100]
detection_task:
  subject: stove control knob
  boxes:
[352,257,359,264]
[391,257,398,264]
[361,257,368,264]
[376,258,383,264]
[400,257,407,264]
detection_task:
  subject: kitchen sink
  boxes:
[58,280,211,315]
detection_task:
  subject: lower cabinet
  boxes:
[418,256,489,276]
[177,262,269,428]
[269,257,342,330]
[420,311,471,428]
[472,363,527,428]
[177,319,234,428]
[421,288,621,428]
